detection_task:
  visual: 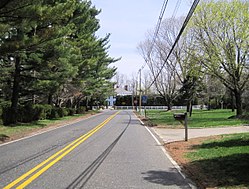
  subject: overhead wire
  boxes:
[171,0,182,20]
[147,0,201,89]
[138,0,169,83]
[148,0,169,58]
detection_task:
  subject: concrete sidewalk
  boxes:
[152,126,249,143]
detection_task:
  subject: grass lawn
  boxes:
[0,111,98,142]
[146,109,249,128]
[186,133,249,188]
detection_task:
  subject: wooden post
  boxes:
[184,112,188,141]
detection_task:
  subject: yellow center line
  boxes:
[4,111,120,189]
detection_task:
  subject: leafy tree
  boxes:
[65,1,118,109]
[189,0,249,116]
[0,0,78,124]
[0,0,117,124]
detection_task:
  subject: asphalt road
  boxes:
[0,110,192,189]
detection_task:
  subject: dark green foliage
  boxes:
[76,106,86,114]
[32,104,52,120]
[2,104,59,125]
[57,107,68,118]
[68,108,76,116]
[0,0,117,125]
[2,105,12,126]
[49,108,59,119]
[41,105,53,120]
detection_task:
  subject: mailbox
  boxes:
[173,113,186,121]
[173,112,188,141]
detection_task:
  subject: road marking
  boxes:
[144,126,197,189]
[4,111,120,189]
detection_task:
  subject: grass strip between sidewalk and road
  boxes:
[145,109,249,128]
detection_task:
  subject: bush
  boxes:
[57,107,68,118]
[1,103,74,125]
[32,104,52,120]
[49,108,59,119]
[68,108,76,116]
[18,104,33,123]
[2,104,12,125]
[42,104,53,119]
[76,106,86,114]
[32,104,45,121]
[0,101,11,125]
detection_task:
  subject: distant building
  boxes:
[115,87,132,96]
[106,86,132,107]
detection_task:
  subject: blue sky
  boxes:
[91,0,191,77]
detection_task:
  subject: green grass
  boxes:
[146,109,249,128]
[186,133,249,188]
[0,111,98,141]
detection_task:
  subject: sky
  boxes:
[91,0,191,77]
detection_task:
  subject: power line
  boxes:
[148,0,169,57]
[171,0,182,20]
[137,0,169,87]
[138,0,169,82]
[147,0,201,89]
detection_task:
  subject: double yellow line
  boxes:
[4,111,120,189]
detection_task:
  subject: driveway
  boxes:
[153,126,249,143]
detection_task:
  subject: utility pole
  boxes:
[139,69,142,114]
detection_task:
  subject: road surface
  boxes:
[0,110,192,188]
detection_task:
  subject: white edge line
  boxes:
[144,126,197,189]
[133,112,197,189]
[0,111,104,147]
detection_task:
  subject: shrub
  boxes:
[48,108,58,119]
[57,107,68,117]
[18,104,33,123]
[42,104,53,119]
[2,104,12,126]
[76,106,86,114]
[0,101,11,125]
[32,104,52,120]
[68,108,76,116]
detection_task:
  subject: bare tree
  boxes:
[138,17,202,110]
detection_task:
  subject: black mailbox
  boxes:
[173,112,188,141]
[173,113,186,121]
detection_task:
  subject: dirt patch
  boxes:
[165,136,223,189]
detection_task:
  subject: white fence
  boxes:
[113,105,207,110]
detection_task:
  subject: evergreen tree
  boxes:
[0,0,117,124]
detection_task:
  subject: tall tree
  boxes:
[0,0,78,124]
[189,0,249,116]
[0,0,117,124]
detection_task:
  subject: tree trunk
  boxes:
[208,97,211,110]
[187,100,193,117]
[167,104,172,111]
[231,91,235,112]
[187,100,190,112]
[234,90,243,117]
[48,93,53,105]
[167,97,172,111]
[10,56,21,125]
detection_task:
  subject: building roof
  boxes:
[115,88,132,96]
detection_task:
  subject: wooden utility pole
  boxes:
[139,69,142,114]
